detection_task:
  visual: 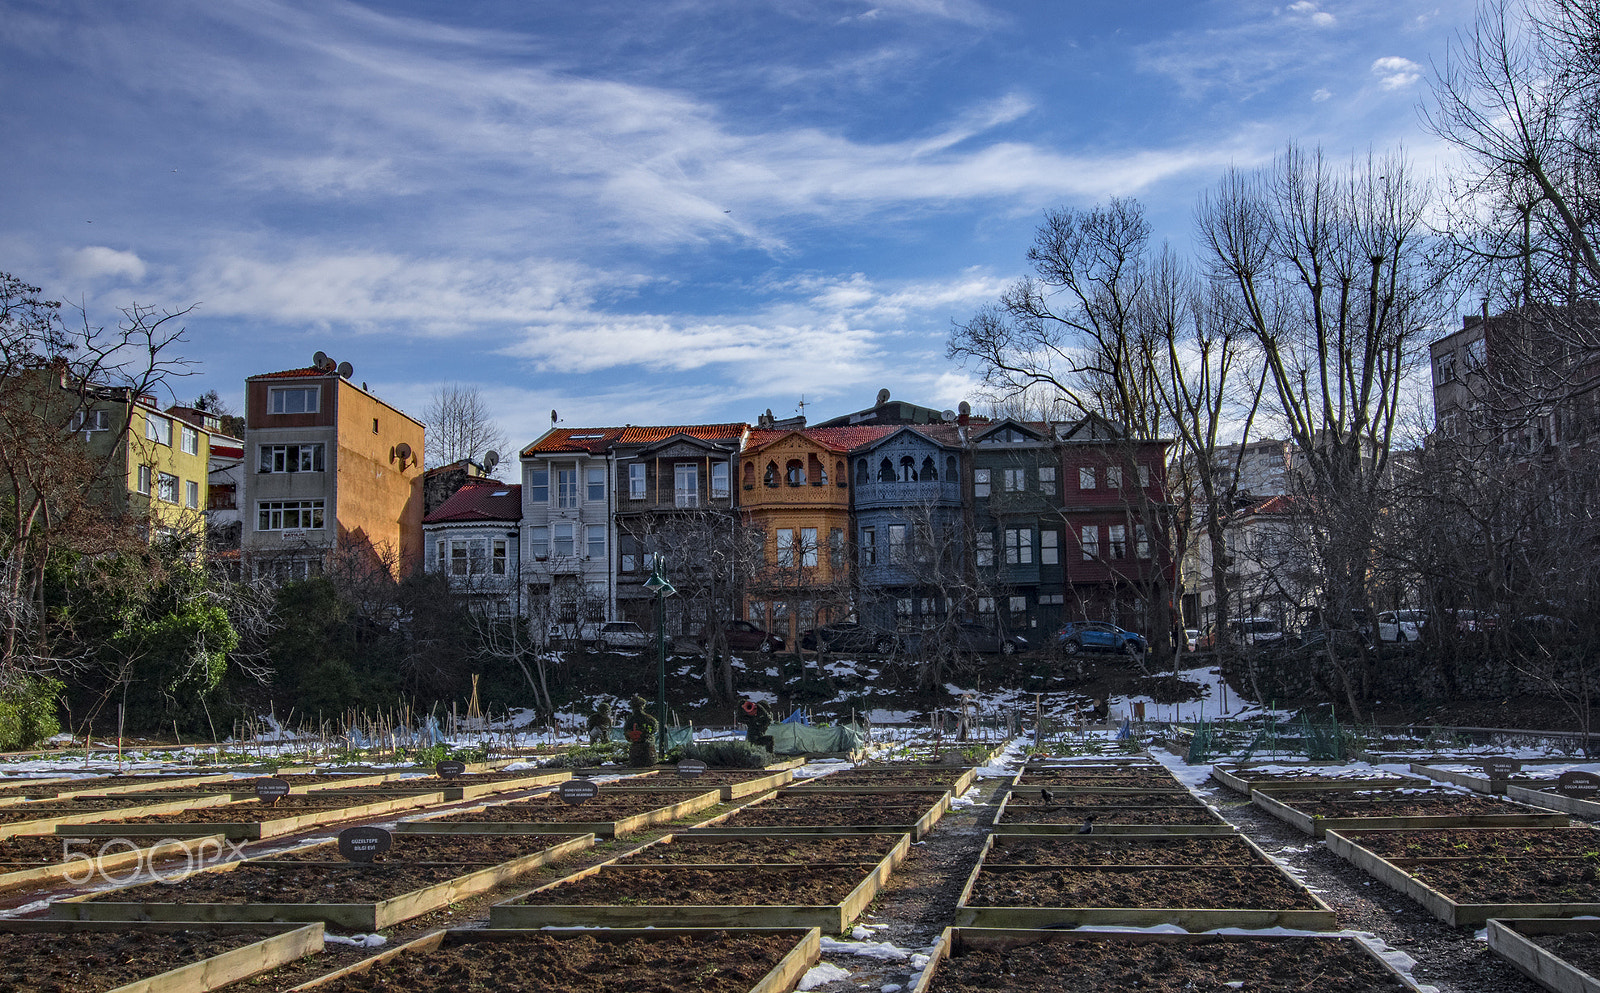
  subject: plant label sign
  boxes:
[676,760,709,778]
[559,779,598,806]
[436,761,467,780]
[338,826,392,863]
[1558,771,1600,798]
[255,778,291,802]
[1480,759,1521,779]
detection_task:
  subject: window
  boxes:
[1080,525,1099,560]
[1038,466,1056,495]
[1009,596,1027,615]
[451,541,470,576]
[1039,593,1064,606]
[785,460,805,486]
[674,464,698,507]
[1136,524,1151,559]
[628,463,646,499]
[587,525,605,560]
[1108,524,1127,559]
[1435,351,1458,383]
[529,468,548,502]
[1138,465,1151,488]
[184,480,199,509]
[878,458,894,482]
[136,465,152,495]
[552,523,574,557]
[976,531,994,566]
[145,414,172,446]
[70,409,110,433]
[1041,530,1059,565]
[1004,528,1032,565]
[1107,466,1122,488]
[888,524,907,564]
[556,470,578,508]
[973,468,991,497]
[855,460,869,484]
[776,529,795,567]
[587,466,605,501]
[764,461,778,487]
[435,539,446,572]
[1003,467,1025,491]
[978,597,995,614]
[156,472,179,503]
[259,443,325,473]
[180,425,199,456]
[859,526,876,565]
[899,456,917,481]
[801,527,818,567]
[257,499,325,530]
[492,539,507,575]
[829,528,845,570]
[269,387,318,414]
[946,456,958,481]
[530,526,549,559]
[711,462,729,499]
[1465,338,1487,371]
[1078,466,1096,489]
[921,457,937,481]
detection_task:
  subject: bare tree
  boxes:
[423,384,509,473]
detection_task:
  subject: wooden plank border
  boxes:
[395,788,721,839]
[0,920,323,993]
[1488,918,1600,993]
[54,791,448,842]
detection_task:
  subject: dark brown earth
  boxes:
[622,835,900,865]
[104,795,425,824]
[997,804,1224,824]
[297,931,802,993]
[1535,932,1600,978]
[264,834,574,863]
[922,935,1415,992]
[0,930,256,993]
[516,864,870,905]
[1341,826,1600,859]
[711,804,932,828]
[1274,792,1558,816]
[982,835,1265,866]
[1405,858,1600,902]
[966,864,1321,910]
[428,789,714,823]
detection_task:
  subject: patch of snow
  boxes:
[798,962,852,989]
[324,933,387,948]
[820,937,914,961]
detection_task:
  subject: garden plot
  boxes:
[598,769,795,802]
[0,793,237,839]
[287,927,819,993]
[0,920,323,993]
[51,832,593,930]
[489,831,905,930]
[54,791,448,841]
[1255,786,1569,838]
[615,831,907,867]
[913,928,1419,993]
[1015,768,1181,789]
[954,831,1334,930]
[1326,825,1600,926]
[1488,918,1600,993]
[800,765,977,793]
[691,788,951,839]
[377,769,570,802]
[1409,758,1583,794]
[1211,762,1427,796]
[398,786,721,838]
[0,833,228,894]
[991,789,1229,834]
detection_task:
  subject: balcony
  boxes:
[851,479,961,509]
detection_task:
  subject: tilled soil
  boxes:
[105,795,428,824]
[1535,931,1600,977]
[996,804,1224,824]
[0,836,86,865]
[1005,790,1207,808]
[295,930,802,993]
[711,804,930,828]
[428,790,713,823]
[264,834,574,863]
[1343,825,1600,859]
[517,864,869,905]
[622,835,900,865]
[982,835,1266,866]
[1269,791,1553,816]
[966,864,1322,910]
[0,929,254,993]
[1404,857,1600,902]
[1015,772,1182,787]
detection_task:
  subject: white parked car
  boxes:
[596,621,652,650]
[1376,609,1425,643]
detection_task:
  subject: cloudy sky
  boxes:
[0,0,1474,448]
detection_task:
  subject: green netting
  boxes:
[1186,719,1215,764]
[769,722,865,755]
[608,725,695,749]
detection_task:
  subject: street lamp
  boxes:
[642,554,677,758]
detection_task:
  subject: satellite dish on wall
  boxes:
[483,450,500,473]
[395,442,413,460]
[941,409,957,422]
[312,351,331,371]
[337,361,354,379]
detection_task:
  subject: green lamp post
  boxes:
[642,554,677,757]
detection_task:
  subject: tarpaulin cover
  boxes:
[768,722,864,755]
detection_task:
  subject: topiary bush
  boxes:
[0,675,63,751]
[679,740,773,769]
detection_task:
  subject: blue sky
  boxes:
[0,0,1473,448]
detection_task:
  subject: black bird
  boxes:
[1040,788,1055,804]
[1077,814,1097,835]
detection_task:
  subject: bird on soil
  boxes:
[1077,814,1097,835]
[1040,788,1055,804]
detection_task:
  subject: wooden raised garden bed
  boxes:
[0,832,229,894]
[52,832,594,930]
[0,793,236,840]
[1326,826,1600,926]
[913,927,1419,993]
[800,766,977,794]
[616,831,908,867]
[54,791,447,842]
[1211,763,1426,796]
[1255,787,1569,838]
[954,831,1334,930]
[488,834,903,931]
[691,790,949,839]
[397,787,720,838]
[1488,917,1600,993]
[0,920,323,993]
[287,927,819,993]
[991,790,1229,835]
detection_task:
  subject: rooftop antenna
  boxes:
[483,450,500,474]
[312,351,332,371]
[551,409,558,425]
[796,395,808,417]
[337,361,353,379]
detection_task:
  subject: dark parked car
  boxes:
[910,621,1029,656]
[799,623,903,655]
[695,619,784,654]
[1057,621,1147,656]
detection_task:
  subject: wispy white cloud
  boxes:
[1288,2,1336,27]
[1312,87,1333,101]
[1371,56,1423,89]
[63,246,147,282]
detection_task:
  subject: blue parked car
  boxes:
[1057,621,1147,657]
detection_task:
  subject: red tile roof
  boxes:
[521,427,629,456]
[1245,495,1301,516]
[247,367,337,381]
[424,479,522,524]
[742,425,899,453]
[618,423,747,444]
[523,423,749,457]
